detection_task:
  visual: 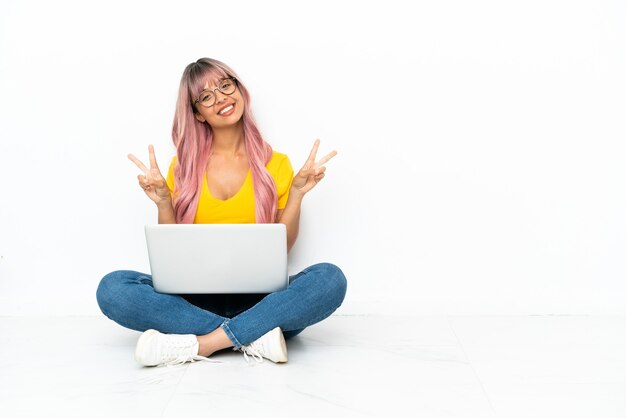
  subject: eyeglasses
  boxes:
[193,78,238,109]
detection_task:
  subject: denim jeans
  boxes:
[96,263,347,349]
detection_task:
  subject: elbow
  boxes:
[286,228,299,253]
[287,234,298,253]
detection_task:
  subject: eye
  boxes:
[200,92,213,102]
[221,81,232,89]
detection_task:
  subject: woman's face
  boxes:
[193,77,245,129]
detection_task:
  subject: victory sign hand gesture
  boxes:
[291,139,337,196]
[128,145,171,205]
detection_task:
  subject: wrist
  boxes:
[156,197,173,210]
[289,187,305,201]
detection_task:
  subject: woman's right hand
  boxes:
[128,145,171,205]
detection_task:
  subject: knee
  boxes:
[96,270,129,316]
[313,263,347,305]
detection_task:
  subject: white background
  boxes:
[0,0,624,316]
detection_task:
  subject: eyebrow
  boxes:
[200,77,231,91]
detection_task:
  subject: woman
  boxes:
[96,58,347,367]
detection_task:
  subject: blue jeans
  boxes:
[96,263,347,349]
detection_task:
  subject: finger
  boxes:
[316,150,337,166]
[314,166,327,176]
[298,167,316,178]
[305,139,321,166]
[128,154,148,173]
[148,144,160,170]
[137,174,148,187]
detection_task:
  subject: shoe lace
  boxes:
[240,341,265,364]
[159,354,219,368]
[158,339,222,368]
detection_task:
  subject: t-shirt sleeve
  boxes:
[166,156,177,194]
[275,155,294,210]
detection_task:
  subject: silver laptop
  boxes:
[145,224,288,294]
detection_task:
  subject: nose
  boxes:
[214,88,228,103]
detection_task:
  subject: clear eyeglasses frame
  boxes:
[193,77,238,109]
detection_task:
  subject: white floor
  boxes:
[1,315,625,418]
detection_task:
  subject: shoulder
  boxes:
[165,155,178,172]
[165,155,178,191]
[269,150,290,164]
[267,150,292,171]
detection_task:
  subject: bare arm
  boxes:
[277,139,336,252]
[156,199,176,224]
[277,191,304,252]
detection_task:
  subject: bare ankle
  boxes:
[196,337,209,357]
[197,328,233,357]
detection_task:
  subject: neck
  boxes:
[211,122,246,156]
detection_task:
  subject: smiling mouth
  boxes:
[218,104,235,115]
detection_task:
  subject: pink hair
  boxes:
[171,58,278,224]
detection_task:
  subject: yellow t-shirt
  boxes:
[166,151,294,224]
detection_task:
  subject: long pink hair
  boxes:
[171,58,277,224]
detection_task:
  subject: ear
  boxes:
[194,112,206,123]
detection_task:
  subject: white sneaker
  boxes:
[134,329,216,367]
[240,327,288,363]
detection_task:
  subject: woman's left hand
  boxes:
[291,139,337,196]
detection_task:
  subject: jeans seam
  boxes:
[220,319,243,349]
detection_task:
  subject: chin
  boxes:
[213,115,244,128]
[229,109,245,123]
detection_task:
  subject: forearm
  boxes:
[278,189,304,252]
[157,199,176,224]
